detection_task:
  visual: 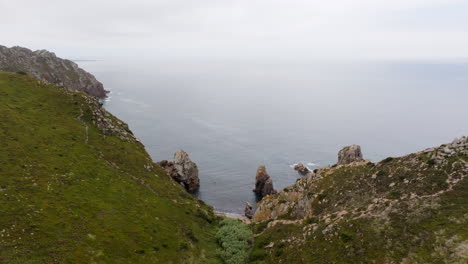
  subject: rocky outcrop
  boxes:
[293,163,309,175]
[421,136,468,164]
[157,150,199,191]
[253,137,467,223]
[250,137,468,263]
[245,202,254,219]
[337,144,363,165]
[78,93,134,141]
[253,166,276,197]
[0,45,108,98]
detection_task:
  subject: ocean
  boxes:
[78,58,468,214]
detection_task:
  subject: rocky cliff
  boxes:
[250,137,468,263]
[0,45,107,98]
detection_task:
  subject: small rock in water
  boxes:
[293,163,309,175]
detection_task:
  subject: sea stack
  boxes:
[253,165,276,197]
[337,145,364,165]
[157,150,200,191]
[244,202,254,219]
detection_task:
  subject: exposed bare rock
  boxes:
[157,150,199,191]
[245,202,254,219]
[0,45,108,98]
[77,93,134,141]
[253,166,276,197]
[293,163,309,175]
[337,144,363,165]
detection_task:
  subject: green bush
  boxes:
[216,219,253,264]
[382,157,394,163]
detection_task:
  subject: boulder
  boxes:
[253,166,276,197]
[245,202,254,219]
[293,163,309,175]
[157,150,199,191]
[337,145,363,165]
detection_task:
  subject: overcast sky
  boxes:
[1,0,467,60]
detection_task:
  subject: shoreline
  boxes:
[215,211,251,224]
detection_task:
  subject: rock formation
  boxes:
[244,202,254,219]
[337,144,363,165]
[253,165,276,197]
[157,150,200,191]
[0,45,108,98]
[293,163,309,175]
[421,136,468,165]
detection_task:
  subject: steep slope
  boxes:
[0,72,220,263]
[0,46,107,98]
[250,138,468,263]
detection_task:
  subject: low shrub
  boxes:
[249,249,267,262]
[216,219,253,264]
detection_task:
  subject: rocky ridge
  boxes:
[0,45,107,98]
[250,137,468,263]
[78,93,136,142]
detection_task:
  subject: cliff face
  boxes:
[0,45,107,98]
[250,138,468,263]
[0,73,220,263]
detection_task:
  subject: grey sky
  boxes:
[1,0,467,60]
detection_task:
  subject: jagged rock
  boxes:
[245,202,254,219]
[0,45,108,98]
[157,150,199,191]
[294,163,309,175]
[337,145,363,165]
[174,150,200,191]
[253,166,276,197]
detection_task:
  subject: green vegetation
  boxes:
[0,73,221,263]
[215,219,253,264]
[381,156,394,163]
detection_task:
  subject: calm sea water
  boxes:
[78,59,468,213]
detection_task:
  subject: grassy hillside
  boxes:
[0,72,221,263]
[250,139,468,263]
